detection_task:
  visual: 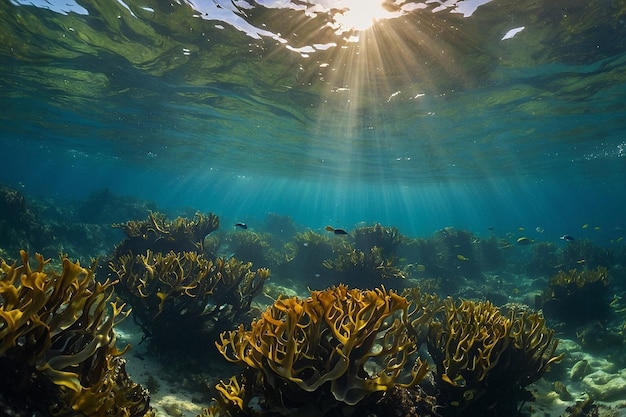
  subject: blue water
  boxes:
[1,0,626,240]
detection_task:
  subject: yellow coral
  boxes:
[216,285,428,408]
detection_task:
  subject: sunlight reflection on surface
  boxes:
[328,0,402,32]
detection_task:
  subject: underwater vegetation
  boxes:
[272,230,351,288]
[539,266,611,324]
[427,298,563,416]
[527,242,561,278]
[402,228,484,290]
[110,249,269,353]
[212,285,430,416]
[108,211,271,357]
[0,185,49,257]
[322,246,406,288]
[561,239,614,271]
[112,211,220,258]
[352,223,403,258]
[0,185,160,263]
[205,285,563,417]
[75,188,157,225]
[0,250,152,417]
[3,189,626,416]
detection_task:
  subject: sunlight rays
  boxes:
[330,0,402,33]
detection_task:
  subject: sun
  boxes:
[331,0,402,32]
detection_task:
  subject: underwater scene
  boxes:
[2,0,626,416]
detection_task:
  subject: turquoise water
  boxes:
[2,0,625,238]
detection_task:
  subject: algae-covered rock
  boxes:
[582,370,626,401]
[570,360,592,382]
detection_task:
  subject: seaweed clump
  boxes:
[0,185,48,256]
[539,266,610,324]
[112,211,219,257]
[322,246,406,287]
[274,230,350,287]
[110,249,269,352]
[0,250,152,417]
[204,285,563,417]
[212,285,429,416]
[426,298,563,416]
[353,223,403,258]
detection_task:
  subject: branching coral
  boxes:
[112,211,219,256]
[427,298,562,416]
[215,285,428,415]
[110,249,269,350]
[0,250,152,416]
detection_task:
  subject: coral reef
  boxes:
[112,211,219,257]
[213,285,428,416]
[0,250,152,416]
[540,266,610,324]
[109,249,269,352]
[426,298,563,416]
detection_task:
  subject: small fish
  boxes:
[518,227,525,231]
[457,254,470,261]
[560,234,575,242]
[594,226,601,231]
[577,259,586,264]
[516,237,533,245]
[325,226,348,235]
[235,222,248,230]
[535,227,544,233]
[617,237,624,243]
[582,224,589,229]
[416,264,426,272]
